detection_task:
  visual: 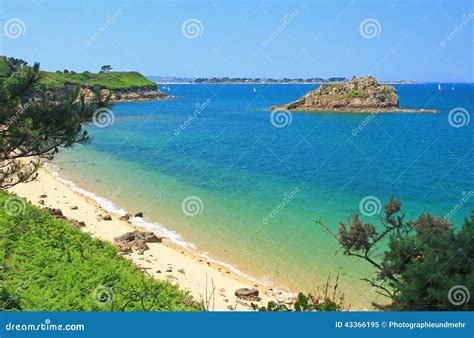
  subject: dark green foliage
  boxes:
[0,191,201,311]
[252,274,345,312]
[323,198,474,311]
[0,55,112,188]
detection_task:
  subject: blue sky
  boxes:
[1,0,473,82]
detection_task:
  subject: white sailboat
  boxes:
[438,84,441,91]
[253,87,256,92]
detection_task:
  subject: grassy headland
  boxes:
[40,70,156,90]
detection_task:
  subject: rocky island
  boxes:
[271,76,436,113]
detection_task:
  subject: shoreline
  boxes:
[8,167,280,311]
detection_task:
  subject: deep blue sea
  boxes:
[55,83,474,308]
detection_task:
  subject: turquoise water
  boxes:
[55,83,474,308]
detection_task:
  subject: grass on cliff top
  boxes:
[40,70,156,90]
[0,57,155,90]
[0,190,201,311]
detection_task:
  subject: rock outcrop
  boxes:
[271,76,436,113]
[41,85,169,104]
[80,86,169,103]
[114,230,162,255]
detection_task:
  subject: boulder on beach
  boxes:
[114,230,162,254]
[47,207,65,219]
[235,288,259,300]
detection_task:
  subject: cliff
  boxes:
[39,70,169,102]
[271,76,436,113]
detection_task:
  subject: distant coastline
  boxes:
[148,75,418,85]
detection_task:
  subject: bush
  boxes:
[0,191,201,311]
[322,198,474,311]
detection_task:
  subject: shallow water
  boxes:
[54,83,474,308]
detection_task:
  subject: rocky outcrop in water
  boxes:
[81,86,169,103]
[271,76,436,113]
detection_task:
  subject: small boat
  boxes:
[253,87,256,92]
[438,84,441,90]
[167,86,171,91]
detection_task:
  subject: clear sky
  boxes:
[1,0,473,82]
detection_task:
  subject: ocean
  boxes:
[53,83,474,308]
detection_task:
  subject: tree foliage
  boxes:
[321,198,474,310]
[0,56,111,188]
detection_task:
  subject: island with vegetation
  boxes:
[271,76,436,113]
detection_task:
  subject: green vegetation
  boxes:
[0,57,155,91]
[0,191,201,311]
[322,198,474,311]
[349,88,368,98]
[40,70,155,90]
[0,56,112,188]
[252,274,345,312]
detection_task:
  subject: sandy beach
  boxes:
[8,167,277,311]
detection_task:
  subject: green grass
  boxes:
[0,191,202,311]
[40,71,156,90]
[0,56,155,90]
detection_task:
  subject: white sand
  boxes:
[9,168,277,311]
